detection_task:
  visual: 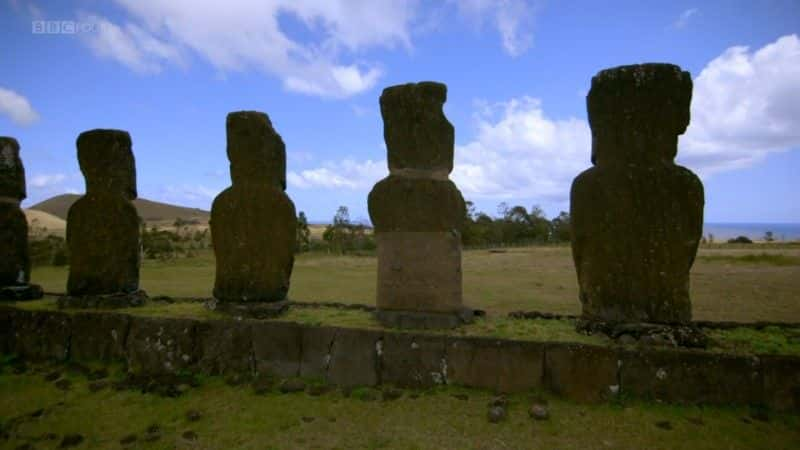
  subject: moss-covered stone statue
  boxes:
[60,129,146,308]
[570,63,704,324]
[368,82,472,329]
[209,111,296,317]
[0,137,43,301]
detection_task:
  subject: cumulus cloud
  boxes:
[157,184,221,208]
[29,173,66,188]
[284,35,800,205]
[673,8,698,29]
[452,0,538,56]
[79,0,415,97]
[0,87,39,126]
[452,98,590,200]
[288,158,386,190]
[679,34,800,175]
[80,14,184,74]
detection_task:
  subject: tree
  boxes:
[727,236,753,244]
[322,206,375,254]
[323,206,353,254]
[551,211,571,242]
[764,231,775,242]
[296,211,311,252]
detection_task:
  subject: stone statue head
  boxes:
[380,81,455,174]
[226,111,286,190]
[0,137,26,201]
[77,129,137,200]
[587,63,692,165]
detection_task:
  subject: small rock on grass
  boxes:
[144,424,161,442]
[617,334,637,345]
[186,410,202,422]
[44,371,61,382]
[119,434,137,445]
[381,388,403,401]
[451,393,468,401]
[488,395,508,408]
[529,404,549,421]
[301,417,315,423]
[182,431,198,441]
[66,363,91,377]
[307,384,331,396]
[225,373,249,387]
[279,378,306,393]
[58,433,84,448]
[749,408,770,423]
[54,379,72,391]
[655,420,672,430]
[87,368,109,381]
[488,406,507,423]
[687,417,705,426]
[252,377,274,395]
[88,380,109,393]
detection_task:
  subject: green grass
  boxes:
[698,253,800,266]
[29,245,800,323]
[10,297,800,356]
[708,326,800,356]
[0,362,797,450]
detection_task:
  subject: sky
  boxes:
[1,0,799,224]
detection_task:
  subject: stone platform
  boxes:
[0,305,798,412]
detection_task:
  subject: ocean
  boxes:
[702,223,800,241]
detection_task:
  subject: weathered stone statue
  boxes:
[570,63,704,324]
[60,129,145,308]
[0,137,43,300]
[368,82,471,329]
[210,111,296,316]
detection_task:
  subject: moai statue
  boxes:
[210,111,296,315]
[61,129,145,308]
[570,64,704,324]
[368,82,471,329]
[0,137,43,300]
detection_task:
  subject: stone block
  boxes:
[381,333,446,388]
[619,348,762,405]
[447,336,545,393]
[70,312,131,361]
[544,343,619,403]
[252,321,302,378]
[126,317,199,374]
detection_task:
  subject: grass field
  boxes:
[30,244,800,323]
[1,361,798,450]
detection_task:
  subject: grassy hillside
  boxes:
[24,209,67,237]
[29,194,210,224]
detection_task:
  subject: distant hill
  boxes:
[29,194,210,224]
[24,209,67,236]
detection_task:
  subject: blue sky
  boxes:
[1,0,799,223]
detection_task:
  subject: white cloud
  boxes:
[159,184,221,207]
[79,0,415,98]
[679,34,800,175]
[452,97,591,200]
[80,15,184,74]
[29,173,66,188]
[288,158,386,190]
[673,8,698,29]
[0,87,39,126]
[452,0,538,56]
[282,34,800,206]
